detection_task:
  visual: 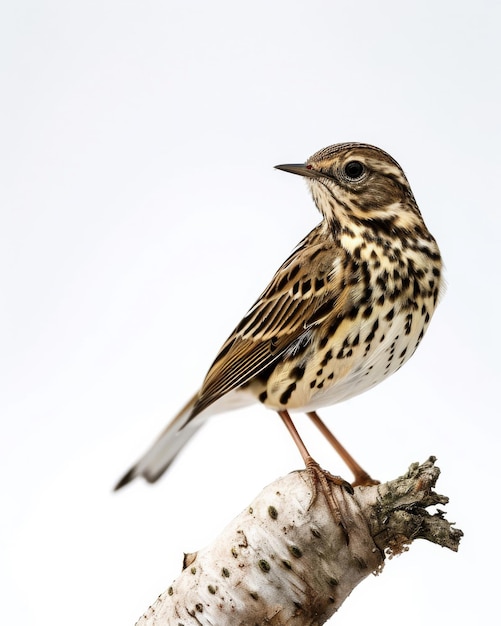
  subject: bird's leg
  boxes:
[277,410,352,525]
[306,411,379,487]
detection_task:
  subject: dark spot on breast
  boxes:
[321,350,333,366]
[280,382,297,405]
[362,286,373,303]
[319,315,342,344]
[404,313,413,335]
[420,246,441,261]
[366,319,379,342]
[347,306,359,320]
[319,336,328,349]
[291,365,306,380]
[361,261,370,279]
[405,298,418,311]
[336,343,354,358]
[376,270,389,289]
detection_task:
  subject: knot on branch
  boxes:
[359,457,463,557]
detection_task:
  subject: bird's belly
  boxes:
[256,298,433,413]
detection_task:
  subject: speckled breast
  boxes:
[249,236,442,412]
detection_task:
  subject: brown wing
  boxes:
[190,225,350,417]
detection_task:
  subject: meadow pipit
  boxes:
[115,142,442,496]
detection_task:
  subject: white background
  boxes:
[1,1,499,624]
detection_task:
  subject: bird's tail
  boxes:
[114,393,204,490]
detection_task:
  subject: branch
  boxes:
[136,457,462,625]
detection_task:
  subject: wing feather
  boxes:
[191,225,349,417]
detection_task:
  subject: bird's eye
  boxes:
[343,160,366,180]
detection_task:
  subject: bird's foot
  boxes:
[304,456,353,527]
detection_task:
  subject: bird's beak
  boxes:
[274,163,320,179]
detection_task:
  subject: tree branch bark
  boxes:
[136,457,462,626]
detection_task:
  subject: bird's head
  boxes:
[275,143,424,236]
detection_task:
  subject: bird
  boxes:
[115,142,442,494]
